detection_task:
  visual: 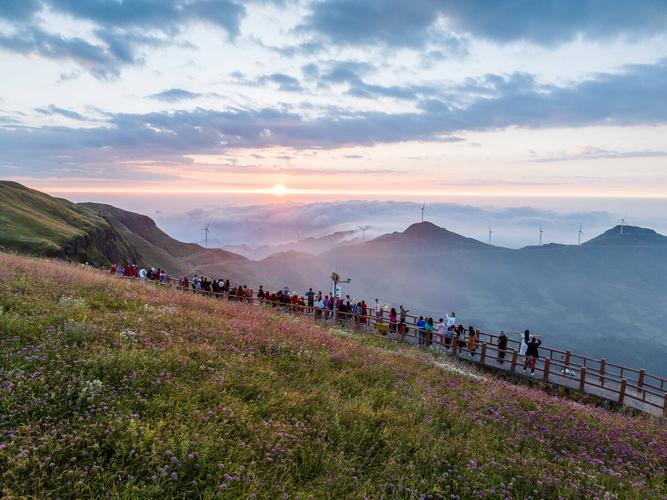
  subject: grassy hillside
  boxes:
[80,202,246,274]
[0,253,665,498]
[0,181,103,255]
[0,181,138,265]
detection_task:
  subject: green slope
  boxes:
[0,181,138,265]
[0,181,105,254]
[0,252,665,498]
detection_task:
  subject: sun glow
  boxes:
[272,183,288,196]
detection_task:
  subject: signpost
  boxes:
[331,272,351,323]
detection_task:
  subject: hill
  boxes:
[583,224,667,246]
[0,182,246,275]
[363,221,490,253]
[0,181,139,265]
[0,251,665,498]
[80,202,245,274]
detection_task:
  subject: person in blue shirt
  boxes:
[417,316,426,346]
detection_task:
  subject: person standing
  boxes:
[523,335,542,375]
[446,312,456,329]
[389,307,398,335]
[374,299,383,323]
[497,330,508,364]
[519,330,530,357]
[468,328,479,356]
[435,318,446,346]
[305,288,315,312]
[425,317,434,347]
[399,305,409,336]
[417,316,426,346]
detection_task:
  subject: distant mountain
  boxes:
[224,230,360,259]
[0,181,139,265]
[583,225,667,246]
[362,221,490,253]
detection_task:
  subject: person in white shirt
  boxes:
[446,312,456,328]
[139,268,147,281]
[374,299,383,323]
[519,330,529,357]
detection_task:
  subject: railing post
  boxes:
[579,367,586,392]
[618,379,627,404]
[543,358,550,381]
[599,359,605,386]
[663,392,667,418]
[564,350,571,366]
[480,343,487,364]
[638,369,645,392]
[510,350,518,372]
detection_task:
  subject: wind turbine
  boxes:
[620,218,626,236]
[539,224,543,246]
[420,203,426,223]
[578,224,584,245]
[358,225,371,242]
[488,226,493,245]
[203,224,210,248]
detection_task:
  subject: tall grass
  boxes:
[0,253,665,498]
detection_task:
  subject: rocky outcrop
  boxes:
[61,219,141,266]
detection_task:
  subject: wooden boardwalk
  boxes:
[317,315,667,418]
[125,276,667,418]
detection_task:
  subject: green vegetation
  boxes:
[0,252,665,498]
[0,181,141,266]
[0,181,106,255]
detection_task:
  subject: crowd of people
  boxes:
[109,264,169,283]
[109,264,544,374]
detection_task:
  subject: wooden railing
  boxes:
[112,273,667,418]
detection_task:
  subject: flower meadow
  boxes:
[0,253,665,499]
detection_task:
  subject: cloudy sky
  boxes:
[1,0,667,237]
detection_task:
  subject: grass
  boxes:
[0,181,108,256]
[0,252,665,498]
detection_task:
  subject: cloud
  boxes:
[157,199,619,249]
[300,0,667,48]
[148,88,205,102]
[45,0,246,38]
[0,26,127,80]
[35,104,86,120]
[299,0,446,48]
[2,58,667,175]
[257,73,303,92]
[0,0,41,21]
[230,71,303,92]
[533,146,667,162]
[0,0,248,78]
[306,60,442,101]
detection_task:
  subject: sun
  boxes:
[272,183,288,196]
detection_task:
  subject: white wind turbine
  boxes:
[578,224,584,245]
[358,225,371,242]
[203,223,210,248]
[488,226,493,245]
[539,224,543,246]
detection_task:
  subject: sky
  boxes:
[1,0,667,245]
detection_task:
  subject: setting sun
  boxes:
[272,183,288,196]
